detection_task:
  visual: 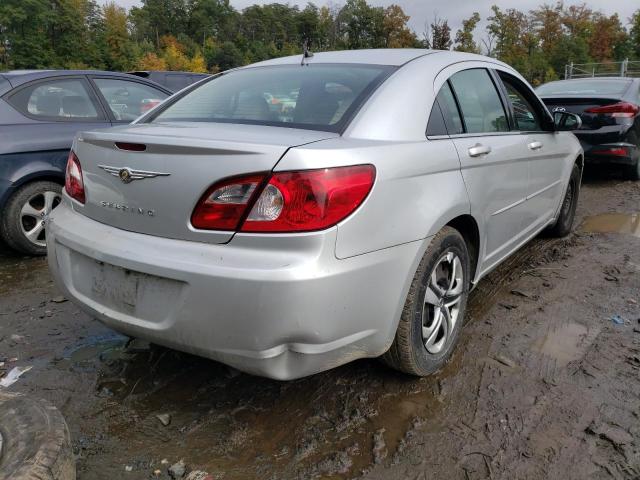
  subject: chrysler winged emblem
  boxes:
[552,107,566,113]
[98,165,171,184]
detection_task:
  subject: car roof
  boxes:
[0,69,172,91]
[128,71,210,75]
[246,49,514,71]
[248,49,439,67]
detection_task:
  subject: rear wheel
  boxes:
[1,181,62,256]
[546,163,581,238]
[383,226,470,376]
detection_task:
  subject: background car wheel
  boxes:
[1,181,62,256]
[383,226,470,376]
[546,163,581,238]
[626,159,640,181]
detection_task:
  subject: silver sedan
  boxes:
[47,49,583,379]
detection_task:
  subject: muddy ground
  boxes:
[1,171,639,480]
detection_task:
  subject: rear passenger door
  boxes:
[439,68,531,272]
[3,76,110,163]
[495,71,567,230]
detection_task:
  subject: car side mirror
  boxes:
[553,111,582,131]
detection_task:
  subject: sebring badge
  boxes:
[100,201,156,217]
[98,165,170,184]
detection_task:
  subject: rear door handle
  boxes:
[468,144,492,157]
[528,141,543,150]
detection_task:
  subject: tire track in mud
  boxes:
[466,236,563,321]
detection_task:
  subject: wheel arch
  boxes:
[1,171,64,213]
[446,214,481,283]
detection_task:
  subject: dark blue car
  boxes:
[0,70,171,254]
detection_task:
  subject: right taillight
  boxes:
[585,102,640,118]
[65,150,85,204]
[191,165,375,233]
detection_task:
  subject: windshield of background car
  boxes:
[536,79,631,96]
[149,64,396,132]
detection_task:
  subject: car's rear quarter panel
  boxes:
[280,138,468,259]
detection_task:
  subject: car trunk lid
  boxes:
[541,96,623,131]
[73,122,337,244]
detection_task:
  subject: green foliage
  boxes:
[484,3,639,84]
[0,0,638,83]
[454,12,480,53]
[430,18,452,50]
[632,11,640,60]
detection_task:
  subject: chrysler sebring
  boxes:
[47,49,583,379]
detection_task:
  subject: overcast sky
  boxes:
[110,0,637,41]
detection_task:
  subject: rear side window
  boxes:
[449,69,508,134]
[427,82,464,136]
[8,78,100,120]
[151,64,395,133]
[93,78,169,121]
[426,102,447,136]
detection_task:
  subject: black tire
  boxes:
[0,181,62,256]
[0,393,75,480]
[383,226,470,376]
[546,163,581,238]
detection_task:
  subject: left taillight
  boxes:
[585,102,640,118]
[190,165,376,233]
[65,150,85,204]
[242,165,375,233]
[191,174,266,230]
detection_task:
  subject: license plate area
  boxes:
[91,261,150,315]
[68,251,186,322]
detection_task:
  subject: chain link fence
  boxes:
[565,59,640,79]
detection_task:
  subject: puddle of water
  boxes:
[55,332,129,371]
[536,322,599,366]
[581,213,640,237]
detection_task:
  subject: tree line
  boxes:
[1,0,639,85]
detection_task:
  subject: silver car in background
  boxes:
[47,50,583,380]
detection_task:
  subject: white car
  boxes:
[47,49,583,379]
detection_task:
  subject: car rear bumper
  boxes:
[581,142,638,166]
[574,127,638,166]
[47,200,422,379]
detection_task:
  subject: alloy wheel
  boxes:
[421,251,464,354]
[19,191,61,248]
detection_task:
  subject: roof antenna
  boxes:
[301,38,313,66]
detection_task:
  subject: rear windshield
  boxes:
[536,79,631,96]
[149,64,395,132]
